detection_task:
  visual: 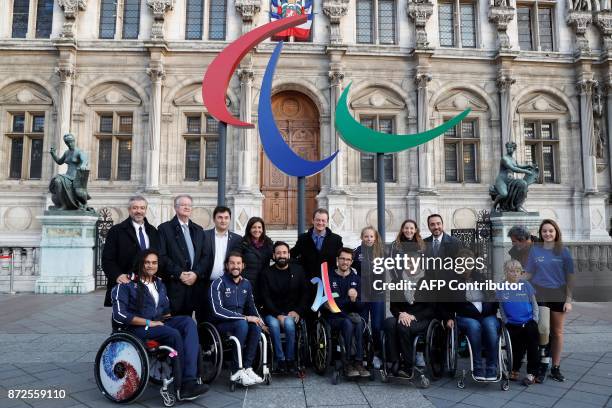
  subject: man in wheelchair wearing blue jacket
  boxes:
[209,251,266,387]
[322,247,370,378]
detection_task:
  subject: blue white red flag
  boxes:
[270,0,313,40]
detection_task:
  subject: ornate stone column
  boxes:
[146,0,174,41]
[57,0,87,39]
[322,0,349,45]
[594,10,612,52]
[415,71,433,192]
[488,2,515,51]
[146,62,165,192]
[329,67,345,190]
[497,72,515,147]
[407,1,434,49]
[55,63,75,141]
[605,76,612,188]
[235,0,262,34]
[237,67,254,192]
[577,78,598,193]
[567,10,592,54]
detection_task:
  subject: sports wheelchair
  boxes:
[378,318,446,388]
[94,326,206,407]
[447,318,513,390]
[198,322,272,391]
[312,315,375,384]
[261,317,311,377]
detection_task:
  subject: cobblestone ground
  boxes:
[0,292,610,408]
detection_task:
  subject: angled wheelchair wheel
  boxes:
[500,325,513,390]
[363,322,375,371]
[446,324,458,378]
[253,331,273,379]
[149,352,174,386]
[296,319,311,370]
[94,332,149,404]
[198,322,223,385]
[425,319,445,380]
[313,319,332,375]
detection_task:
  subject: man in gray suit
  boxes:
[158,194,206,316]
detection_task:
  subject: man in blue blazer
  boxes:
[158,194,206,316]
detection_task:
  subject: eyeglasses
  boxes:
[338,257,353,262]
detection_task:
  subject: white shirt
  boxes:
[144,281,159,307]
[210,229,229,281]
[132,220,149,249]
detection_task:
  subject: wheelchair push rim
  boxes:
[198,322,223,385]
[313,319,332,375]
[94,332,149,404]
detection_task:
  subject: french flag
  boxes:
[270,0,313,41]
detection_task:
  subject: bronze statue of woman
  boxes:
[49,133,92,211]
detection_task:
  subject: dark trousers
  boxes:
[506,320,539,375]
[383,317,429,368]
[327,315,364,361]
[360,301,385,353]
[216,320,262,372]
[195,280,213,324]
[130,316,199,382]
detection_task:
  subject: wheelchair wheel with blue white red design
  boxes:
[94,332,149,404]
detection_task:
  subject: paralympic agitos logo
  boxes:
[202,15,471,178]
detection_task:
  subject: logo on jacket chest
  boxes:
[225,288,232,298]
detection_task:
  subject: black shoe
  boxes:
[286,360,298,375]
[274,360,287,375]
[535,363,547,383]
[179,380,209,401]
[550,366,565,382]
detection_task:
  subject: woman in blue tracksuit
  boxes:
[111,249,207,401]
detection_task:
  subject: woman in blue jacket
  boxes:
[111,249,207,400]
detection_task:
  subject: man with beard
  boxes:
[508,225,537,268]
[259,241,309,375]
[209,252,265,387]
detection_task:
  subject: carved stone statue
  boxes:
[490,142,539,212]
[49,133,94,212]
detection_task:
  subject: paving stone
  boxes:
[242,387,306,408]
[461,393,507,408]
[512,391,560,407]
[424,396,457,408]
[361,384,434,408]
[572,381,612,396]
[561,389,610,406]
[304,382,368,406]
[553,399,603,408]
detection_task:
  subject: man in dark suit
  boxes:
[423,213,462,318]
[196,206,241,322]
[102,195,160,307]
[290,208,344,281]
[290,208,343,331]
[158,194,206,316]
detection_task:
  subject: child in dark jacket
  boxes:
[497,259,539,386]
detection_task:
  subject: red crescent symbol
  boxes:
[202,15,308,128]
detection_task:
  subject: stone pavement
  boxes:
[0,292,610,408]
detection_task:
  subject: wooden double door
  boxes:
[261,91,320,229]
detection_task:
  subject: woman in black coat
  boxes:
[240,217,273,304]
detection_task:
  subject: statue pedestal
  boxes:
[490,212,540,281]
[35,213,98,294]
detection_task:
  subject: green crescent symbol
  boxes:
[335,82,472,153]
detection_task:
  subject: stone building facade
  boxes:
[1,0,611,249]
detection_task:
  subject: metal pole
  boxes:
[376,153,386,241]
[217,122,227,206]
[9,251,15,295]
[297,176,306,237]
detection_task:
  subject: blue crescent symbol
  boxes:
[258,41,339,178]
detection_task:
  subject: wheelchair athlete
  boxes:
[111,249,208,401]
[259,241,309,375]
[383,269,436,379]
[321,247,370,378]
[443,249,500,382]
[209,251,266,387]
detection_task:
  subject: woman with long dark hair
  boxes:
[240,217,273,304]
[111,249,208,400]
[525,219,574,382]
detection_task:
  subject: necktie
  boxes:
[433,239,440,256]
[138,226,147,250]
[315,235,323,251]
[182,224,195,269]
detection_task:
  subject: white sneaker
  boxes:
[244,367,264,384]
[373,356,382,370]
[230,369,256,386]
[415,352,426,367]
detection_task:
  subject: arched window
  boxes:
[0,82,53,180]
[11,0,53,39]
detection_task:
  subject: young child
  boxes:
[497,259,540,386]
